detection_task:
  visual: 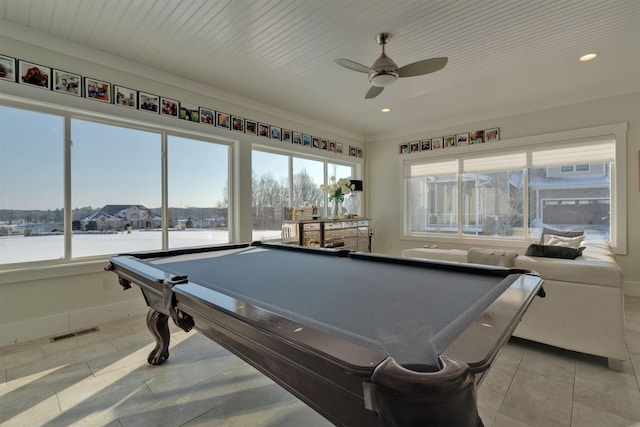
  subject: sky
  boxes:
[1,106,352,211]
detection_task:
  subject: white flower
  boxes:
[321,177,352,203]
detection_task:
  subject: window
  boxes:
[252,150,289,241]
[560,164,590,173]
[293,157,324,209]
[0,107,64,263]
[0,102,234,266]
[71,119,162,257]
[251,149,357,241]
[167,135,229,248]
[402,125,625,251]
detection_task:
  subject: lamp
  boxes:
[370,72,398,87]
[345,180,363,217]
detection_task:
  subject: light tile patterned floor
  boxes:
[1,297,639,426]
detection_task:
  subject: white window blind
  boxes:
[461,152,527,173]
[406,136,615,178]
[530,137,615,168]
[405,159,457,177]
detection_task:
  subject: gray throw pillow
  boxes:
[539,227,584,245]
[525,244,585,259]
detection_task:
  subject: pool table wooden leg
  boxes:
[146,307,170,365]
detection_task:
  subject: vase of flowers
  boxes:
[320,176,353,218]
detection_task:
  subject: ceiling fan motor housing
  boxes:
[368,53,399,87]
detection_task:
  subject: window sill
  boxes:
[0,258,111,285]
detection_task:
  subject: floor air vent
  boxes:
[50,327,100,343]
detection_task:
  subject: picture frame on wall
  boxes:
[179,103,199,122]
[410,142,420,153]
[420,139,431,151]
[350,145,358,156]
[258,123,270,137]
[302,134,312,146]
[139,91,159,113]
[53,69,81,96]
[19,60,50,89]
[217,112,231,129]
[336,142,343,154]
[357,148,363,158]
[320,139,328,150]
[470,130,484,144]
[0,54,16,82]
[329,141,336,152]
[444,135,455,148]
[113,85,137,107]
[293,131,302,144]
[270,126,282,140]
[245,120,257,135]
[161,97,179,117]
[399,143,409,155]
[232,116,244,132]
[312,136,319,148]
[484,128,500,142]
[282,129,292,143]
[85,77,111,103]
[456,133,470,146]
[199,107,215,124]
[431,138,443,150]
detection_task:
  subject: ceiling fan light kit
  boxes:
[335,32,448,99]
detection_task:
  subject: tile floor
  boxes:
[1,297,639,427]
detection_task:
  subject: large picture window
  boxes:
[167,135,229,248]
[0,107,64,264]
[0,103,233,266]
[251,149,358,241]
[403,125,625,251]
[71,119,162,257]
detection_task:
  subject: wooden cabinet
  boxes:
[282,219,371,252]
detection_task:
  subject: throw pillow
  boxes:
[543,234,585,249]
[525,243,585,259]
[539,227,584,245]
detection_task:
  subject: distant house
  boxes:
[81,205,161,231]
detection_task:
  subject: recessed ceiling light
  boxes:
[579,53,597,62]
[381,108,391,113]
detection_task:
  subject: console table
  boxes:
[282,218,372,252]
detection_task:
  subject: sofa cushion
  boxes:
[539,227,584,245]
[525,243,585,259]
[401,248,468,263]
[467,248,518,267]
[516,241,623,288]
[543,234,585,248]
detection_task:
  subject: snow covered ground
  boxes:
[0,229,282,264]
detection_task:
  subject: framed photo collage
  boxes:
[0,53,363,159]
[399,128,500,155]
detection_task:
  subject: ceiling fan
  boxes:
[335,33,448,99]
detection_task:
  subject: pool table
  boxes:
[107,241,543,427]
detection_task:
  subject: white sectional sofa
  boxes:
[402,239,626,370]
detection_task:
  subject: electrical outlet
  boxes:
[101,278,112,290]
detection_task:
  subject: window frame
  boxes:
[400,123,627,254]
[0,97,234,269]
[250,144,361,227]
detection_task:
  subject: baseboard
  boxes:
[624,280,640,297]
[0,298,147,348]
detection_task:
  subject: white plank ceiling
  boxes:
[0,0,638,140]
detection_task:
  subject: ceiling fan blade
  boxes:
[365,86,384,99]
[398,57,448,78]
[335,58,373,74]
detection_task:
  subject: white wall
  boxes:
[367,92,640,296]
[0,264,147,347]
